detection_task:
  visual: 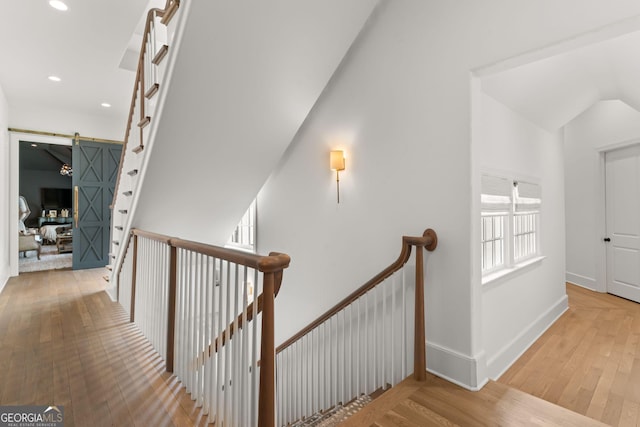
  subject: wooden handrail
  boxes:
[120,227,288,427]
[118,228,290,325]
[161,0,180,25]
[112,7,166,208]
[276,228,437,354]
[130,228,291,273]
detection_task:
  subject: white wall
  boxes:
[475,92,567,379]
[255,1,640,389]
[131,0,378,245]
[8,104,125,142]
[564,100,640,291]
[0,84,10,292]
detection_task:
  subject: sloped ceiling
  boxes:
[481,30,640,131]
[20,142,72,171]
[133,0,379,244]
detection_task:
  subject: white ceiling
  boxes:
[0,0,152,130]
[2,2,639,138]
[481,30,640,132]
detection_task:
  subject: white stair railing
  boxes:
[109,1,181,275]
[116,228,290,427]
[275,229,438,426]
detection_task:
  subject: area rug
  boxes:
[290,394,372,427]
[19,244,72,273]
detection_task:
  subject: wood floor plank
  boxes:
[0,269,205,426]
[2,273,634,427]
[500,283,640,426]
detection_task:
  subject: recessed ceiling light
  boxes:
[101,103,111,108]
[48,75,61,82]
[31,143,38,147]
[49,1,68,11]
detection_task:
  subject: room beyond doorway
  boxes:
[17,138,74,274]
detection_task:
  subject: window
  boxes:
[227,199,257,252]
[481,174,541,278]
[481,213,506,272]
[513,181,541,262]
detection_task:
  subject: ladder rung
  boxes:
[145,83,159,99]
[138,116,151,128]
[152,45,169,65]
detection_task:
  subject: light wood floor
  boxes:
[346,373,604,426]
[0,272,632,426]
[499,283,640,426]
[0,269,208,427]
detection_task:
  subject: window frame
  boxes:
[481,174,542,282]
[226,199,257,253]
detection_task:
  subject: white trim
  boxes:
[110,0,191,289]
[565,272,597,291]
[9,131,73,277]
[0,274,8,295]
[597,140,640,295]
[426,341,488,391]
[482,255,545,287]
[473,15,640,77]
[596,151,607,293]
[490,294,568,380]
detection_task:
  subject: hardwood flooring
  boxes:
[345,374,604,426]
[0,269,208,427]
[499,283,640,426]
[0,272,632,426]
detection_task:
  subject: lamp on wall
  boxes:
[330,150,346,203]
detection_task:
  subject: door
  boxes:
[72,139,122,270]
[606,144,640,302]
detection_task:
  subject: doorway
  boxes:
[16,137,73,274]
[605,143,640,303]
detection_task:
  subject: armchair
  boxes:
[19,196,41,259]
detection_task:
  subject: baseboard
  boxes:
[0,271,7,295]
[426,342,487,391]
[566,272,597,291]
[106,282,117,302]
[488,294,568,380]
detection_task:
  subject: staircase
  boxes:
[107,0,380,265]
[108,0,180,279]
[107,2,447,426]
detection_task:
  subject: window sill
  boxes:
[224,243,256,254]
[482,255,546,287]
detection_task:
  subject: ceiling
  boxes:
[19,141,71,171]
[1,2,639,138]
[0,0,156,129]
[481,30,640,132]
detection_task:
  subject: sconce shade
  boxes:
[330,150,345,171]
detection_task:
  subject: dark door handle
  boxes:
[604,237,611,242]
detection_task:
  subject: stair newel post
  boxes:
[258,271,276,427]
[413,243,426,381]
[166,243,177,373]
[130,233,139,323]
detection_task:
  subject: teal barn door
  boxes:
[72,139,122,270]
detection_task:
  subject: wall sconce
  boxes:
[330,150,346,203]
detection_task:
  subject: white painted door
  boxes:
[606,144,640,302]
